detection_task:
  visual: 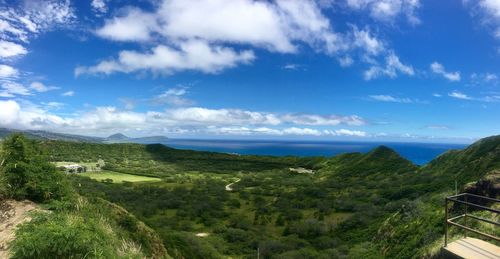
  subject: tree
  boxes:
[0,134,73,202]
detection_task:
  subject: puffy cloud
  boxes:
[466,0,500,39]
[0,100,367,137]
[0,64,18,78]
[0,40,27,58]
[95,0,334,53]
[364,52,414,80]
[0,100,21,124]
[91,0,107,13]
[430,62,460,81]
[96,7,157,41]
[81,0,405,77]
[75,40,255,76]
[352,26,385,56]
[346,0,421,25]
[30,81,59,92]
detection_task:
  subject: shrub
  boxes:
[10,212,119,259]
[0,134,73,202]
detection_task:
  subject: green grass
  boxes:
[79,171,161,183]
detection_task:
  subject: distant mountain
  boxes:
[0,128,169,144]
[106,133,129,141]
[0,128,103,143]
[104,133,169,144]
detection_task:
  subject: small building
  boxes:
[59,164,86,173]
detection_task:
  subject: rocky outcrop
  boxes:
[463,169,500,199]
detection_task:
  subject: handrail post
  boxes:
[464,194,467,238]
[445,197,448,247]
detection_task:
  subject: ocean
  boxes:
[161,139,468,165]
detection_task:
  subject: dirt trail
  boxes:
[0,200,39,258]
[225,179,241,191]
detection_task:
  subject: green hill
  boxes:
[2,133,500,258]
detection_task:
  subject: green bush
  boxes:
[1,134,73,202]
[10,212,119,259]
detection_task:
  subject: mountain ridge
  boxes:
[0,128,169,145]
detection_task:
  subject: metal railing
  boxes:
[445,193,500,247]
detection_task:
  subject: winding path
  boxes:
[0,200,40,258]
[225,178,241,191]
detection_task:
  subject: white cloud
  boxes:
[0,64,18,78]
[470,72,498,85]
[61,90,74,97]
[91,0,107,13]
[432,93,442,97]
[0,100,368,137]
[0,40,27,58]
[324,128,367,137]
[282,64,301,70]
[280,113,365,126]
[0,1,75,40]
[352,26,385,56]
[346,0,421,25]
[448,91,472,100]
[96,7,157,41]
[0,81,31,97]
[30,81,59,92]
[466,0,500,39]
[485,73,498,81]
[0,1,75,91]
[369,95,413,103]
[41,101,64,110]
[152,87,194,106]
[430,62,460,81]
[204,126,368,137]
[364,52,414,80]
[0,100,21,124]
[338,55,354,67]
[426,125,450,130]
[82,0,401,77]
[96,0,335,53]
[76,40,255,76]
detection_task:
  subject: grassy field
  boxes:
[79,171,161,183]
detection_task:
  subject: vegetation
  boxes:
[0,134,169,258]
[2,133,499,258]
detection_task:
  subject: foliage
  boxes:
[6,133,500,258]
[10,212,120,259]
[0,134,170,258]
[0,134,74,202]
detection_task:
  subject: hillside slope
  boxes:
[0,200,39,258]
[374,135,500,258]
[0,134,170,259]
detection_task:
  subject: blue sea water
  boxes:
[162,139,468,165]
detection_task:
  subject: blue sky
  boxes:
[0,0,499,143]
